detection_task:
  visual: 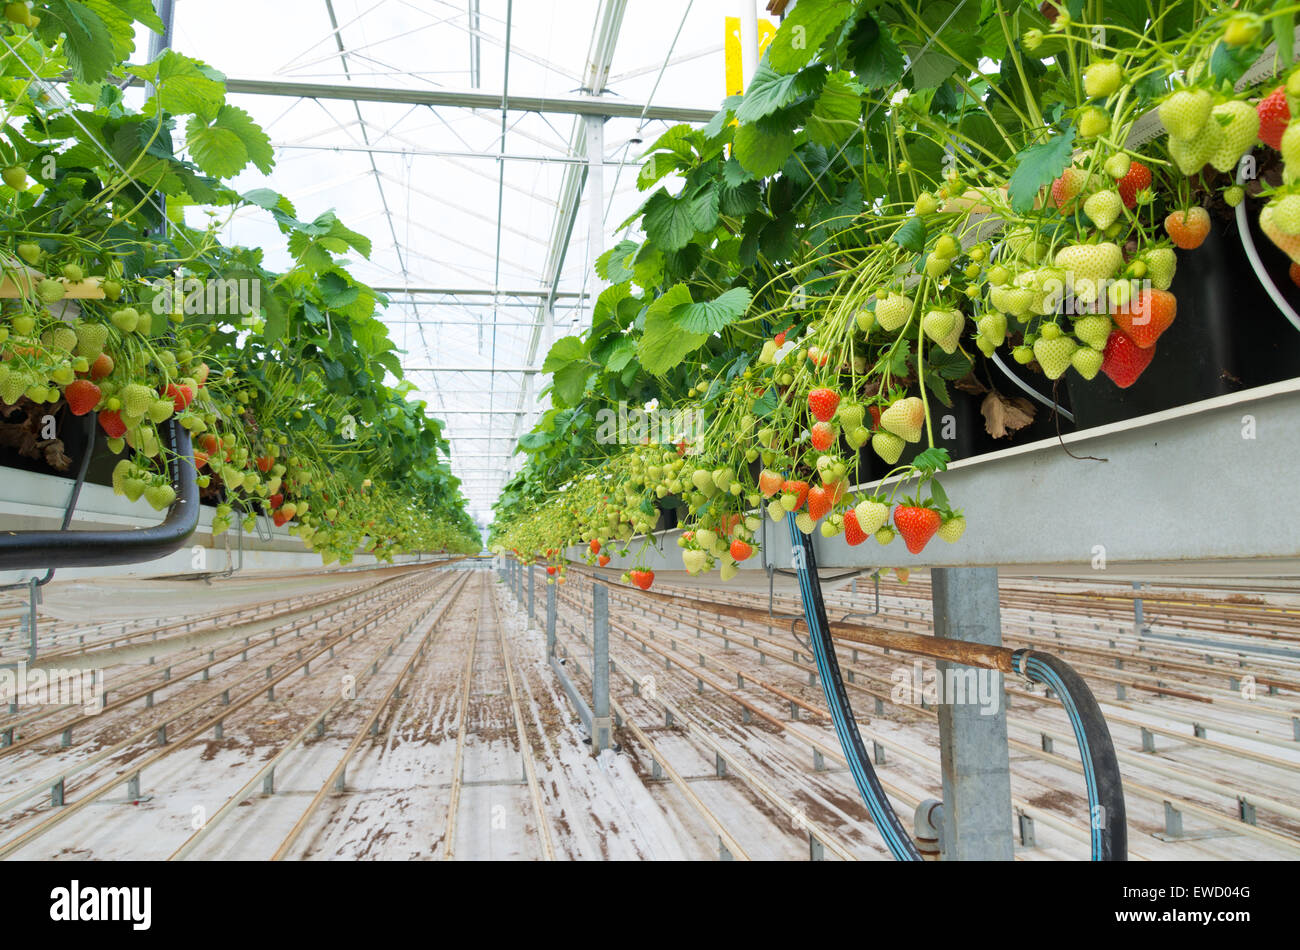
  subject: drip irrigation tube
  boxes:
[0,416,199,571]
[790,525,1126,860]
[1012,649,1128,861]
[789,519,922,860]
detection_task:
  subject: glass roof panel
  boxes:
[167,0,735,522]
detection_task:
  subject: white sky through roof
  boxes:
[162,0,754,524]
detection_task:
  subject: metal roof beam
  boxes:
[218,77,715,122]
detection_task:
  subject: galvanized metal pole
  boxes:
[1132,581,1145,634]
[591,582,611,753]
[931,567,1014,861]
[546,583,557,658]
[528,563,535,619]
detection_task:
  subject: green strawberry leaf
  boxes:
[1007,127,1076,213]
[671,287,752,335]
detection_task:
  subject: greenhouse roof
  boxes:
[166,0,738,521]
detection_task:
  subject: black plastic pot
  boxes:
[1066,218,1300,429]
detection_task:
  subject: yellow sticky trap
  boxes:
[724,15,777,97]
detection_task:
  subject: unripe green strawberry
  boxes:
[766,498,787,522]
[914,192,938,215]
[682,548,708,575]
[1268,193,1300,235]
[1207,100,1259,173]
[1012,344,1034,364]
[1083,190,1122,230]
[1033,336,1078,379]
[1283,122,1300,184]
[934,233,960,258]
[922,308,964,354]
[1168,120,1221,175]
[854,309,875,334]
[1072,314,1113,350]
[1223,185,1244,207]
[977,312,1007,345]
[989,284,1035,318]
[854,499,889,535]
[975,335,997,357]
[1055,242,1123,301]
[1071,346,1105,379]
[11,314,34,336]
[122,476,147,503]
[16,242,41,265]
[845,424,870,449]
[719,557,740,582]
[871,430,904,464]
[50,365,75,385]
[1079,107,1109,138]
[1104,153,1131,179]
[74,321,108,357]
[0,370,28,405]
[875,293,913,331]
[61,263,83,282]
[794,511,816,535]
[106,436,125,454]
[1084,61,1122,99]
[924,253,951,279]
[110,308,140,333]
[47,326,76,352]
[37,278,64,303]
[1144,247,1177,290]
[120,383,154,418]
[1159,88,1213,140]
[147,398,174,423]
[880,396,925,443]
[937,516,967,543]
[111,459,132,494]
[144,482,174,509]
[875,525,895,546]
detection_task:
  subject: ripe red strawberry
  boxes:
[269,493,284,508]
[98,409,127,438]
[1116,159,1151,208]
[843,508,867,546]
[893,505,942,554]
[868,405,881,429]
[1257,87,1290,151]
[199,433,221,456]
[1164,207,1210,249]
[193,449,210,470]
[164,382,194,411]
[1291,261,1300,288]
[758,469,783,497]
[589,538,601,554]
[63,379,100,416]
[630,569,655,590]
[273,511,289,527]
[597,554,611,567]
[730,538,753,561]
[1112,288,1176,348]
[808,387,840,422]
[546,566,557,575]
[774,330,786,346]
[810,421,835,451]
[88,352,114,380]
[255,454,274,473]
[806,485,832,521]
[1101,330,1156,388]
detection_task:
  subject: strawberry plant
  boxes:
[485,2,1300,575]
[0,6,478,561]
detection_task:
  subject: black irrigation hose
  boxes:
[794,528,1127,860]
[1013,649,1128,861]
[790,521,922,860]
[0,415,199,571]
